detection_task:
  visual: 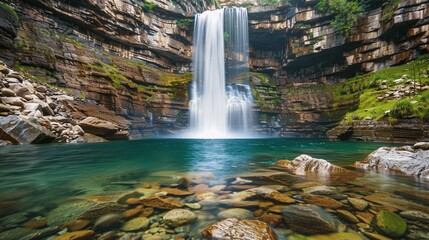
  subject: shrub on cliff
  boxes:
[316,0,365,36]
[391,99,414,119]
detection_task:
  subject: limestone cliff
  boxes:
[0,0,428,141]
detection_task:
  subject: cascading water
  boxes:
[189,7,252,138]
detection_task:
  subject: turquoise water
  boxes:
[0,138,405,204]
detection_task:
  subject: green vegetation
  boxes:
[339,55,429,123]
[260,0,289,6]
[0,2,19,22]
[176,19,194,29]
[316,0,365,36]
[381,0,402,22]
[143,0,155,12]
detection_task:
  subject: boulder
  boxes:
[163,209,197,227]
[276,155,349,175]
[373,210,407,237]
[355,146,429,178]
[0,115,55,144]
[78,117,118,137]
[201,218,276,240]
[282,204,339,234]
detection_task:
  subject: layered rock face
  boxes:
[0,0,428,139]
[247,0,429,137]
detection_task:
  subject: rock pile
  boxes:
[0,61,130,144]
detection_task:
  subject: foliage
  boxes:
[224,32,230,42]
[316,0,365,36]
[0,3,19,22]
[144,0,155,12]
[176,19,194,28]
[381,0,401,22]
[391,99,414,118]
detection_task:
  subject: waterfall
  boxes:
[189,7,252,138]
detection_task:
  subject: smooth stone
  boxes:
[414,142,429,150]
[160,188,194,196]
[246,187,295,203]
[303,185,335,195]
[64,219,91,231]
[123,208,141,218]
[1,88,16,97]
[356,211,374,224]
[364,193,429,213]
[258,213,283,226]
[94,213,122,230]
[184,203,201,210]
[291,181,321,190]
[1,97,24,107]
[348,197,368,211]
[163,209,197,227]
[275,154,349,175]
[22,218,47,229]
[282,204,338,234]
[363,232,393,240]
[139,197,184,209]
[217,208,255,220]
[400,210,429,223]
[52,230,95,240]
[117,191,144,205]
[336,210,360,223]
[121,217,150,232]
[373,210,407,237]
[202,218,276,240]
[301,194,343,209]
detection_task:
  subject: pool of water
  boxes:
[0,138,428,239]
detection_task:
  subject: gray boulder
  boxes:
[0,115,55,144]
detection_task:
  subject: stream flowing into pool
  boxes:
[0,138,428,239]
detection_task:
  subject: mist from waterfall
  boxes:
[189,7,252,138]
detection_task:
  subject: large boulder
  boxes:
[0,115,55,144]
[275,154,349,176]
[355,146,429,178]
[201,218,277,240]
[78,117,118,137]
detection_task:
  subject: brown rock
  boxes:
[258,213,283,226]
[202,218,276,240]
[363,232,392,240]
[64,220,91,231]
[291,182,322,190]
[78,117,118,137]
[23,218,47,229]
[140,197,184,209]
[348,197,368,211]
[356,211,374,224]
[364,193,429,213]
[302,194,343,209]
[160,188,194,196]
[52,230,95,240]
[337,210,360,223]
[123,208,141,218]
[268,205,285,214]
[125,198,141,205]
[140,207,154,217]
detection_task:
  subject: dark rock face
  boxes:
[0,115,55,144]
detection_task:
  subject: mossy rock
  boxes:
[373,210,407,237]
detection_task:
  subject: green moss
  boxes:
[0,3,19,22]
[374,210,407,237]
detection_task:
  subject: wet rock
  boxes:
[414,142,429,150]
[217,208,254,220]
[52,230,95,240]
[160,188,194,196]
[78,117,118,137]
[336,210,360,223]
[22,218,47,229]
[163,209,197,227]
[121,217,150,232]
[117,191,144,205]
[94,213,122,231]
[0,115,55,144]
[139,197,184,209]
[303,185,335,195]
[98,231,118,240]
[64,219,91,231]
[258,213,283,226]
[348,197,368,211]
[201,218,276,240]
[373,210,407,237]
[400,210,429,223]
[123,208,142,218]
[276,155,349,175]
[301,194,343,209]
[282,204,339,234]
[363,232,392,240]
[356,146,429,178]
[356,211,374,224]
[184,203,201,209]
[291,182,321,190]
[240,187,295,203]
[364,193,429,213]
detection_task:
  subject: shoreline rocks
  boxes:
[275,154,349,176]
[355,144,429,178]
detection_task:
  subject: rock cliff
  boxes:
[0,0,428,141]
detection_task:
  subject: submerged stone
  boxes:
[121,217,150,232]
[163,209,197,227]
[52,230,95,240]
[217,208,255,220]
[282,204,339,235]
[373,210,407,237]
[201,218,276,240]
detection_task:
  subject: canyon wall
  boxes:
[0,0,428,140]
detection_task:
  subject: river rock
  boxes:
[276,154,349,175]
[243,187,295,203]
[400,210,429,223]
[348,197,368,211]
[1,88,15,97]
[201,218,276,240]
[160,188,194,196]
[355,146,429,178]
[121,217,150,232]
[163,209,197,227]
[373,210,407,237]
[217,208,254,220]
[336,210,360,223]
[23,218,47,229]
[414,142,429,150]
[94,213,122,230]
[78,117,118,137]
[1,97,24,107]
[364,193,429,213]
[52,230,95,240]
[282,204,339,234]
[139,197,184,209]
[0,115,55,144]
[303,185,335,195]
[302,194,343,209]
[64,219,91,231]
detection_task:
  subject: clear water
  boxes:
[1,138,428,238]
